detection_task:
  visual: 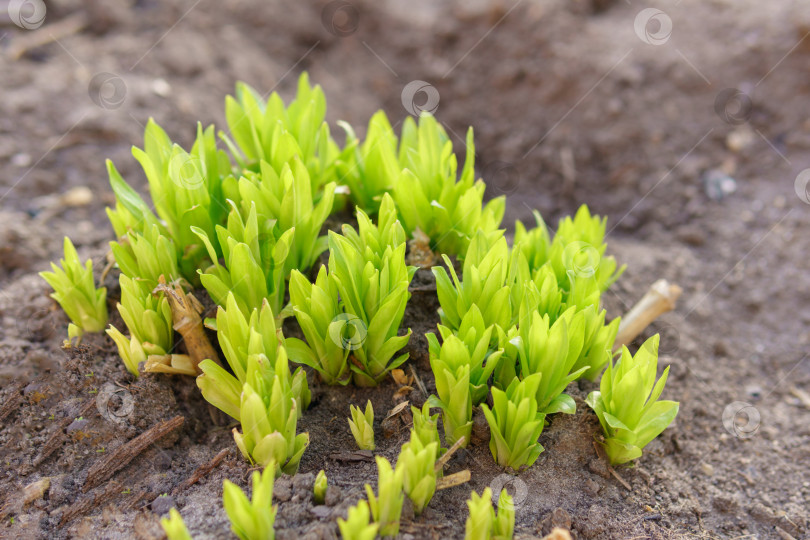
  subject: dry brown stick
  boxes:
[614,279,682,350]
[6,14,86,61]
[59,480,120,527]
[609,467,632,491]
[434,436,466,473]
[436,470,471,490]
[83,416,184,492]
[154,279,221,373]
[0,381,25,423]
[171,447,232,496]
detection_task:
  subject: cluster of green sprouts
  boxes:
[41,72,680,538]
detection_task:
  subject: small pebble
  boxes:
[702,169,737,201]
[701,463,714,476]
[151,495,175,516]
[11,153,31,168]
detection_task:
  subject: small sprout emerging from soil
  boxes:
[427,304,504,406]
[197,293,309,421]
[231,349,310,475]
[160,508,192,540]
[500,308,590,416]
[223,464,277,540]
[348,401,375,451]
[106,275,174,377]
[433,231,525,333]
[428,360,473,449]
[365,456,404,538]
[109,222,180,291]
[313,469,327,505]
[398,432,439,515]
[337,499,379,540]
[514,205,624,303]
[289,195,415,386]
[410,403,441,449]
[221,73,339,198]
[390,114,505,257]
[481,373,546,470]
[39,236,108,338]
[335,111,399,215]
[586,335,679,466]
[464,487,515,540]
[193,202,294,317]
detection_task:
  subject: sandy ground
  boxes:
[1,0,809,538]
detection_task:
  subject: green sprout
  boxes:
[571,304,620,381]
[197,293,310,421]
[514,205,624,307]
[428,361,472,449]
[110,222,180,290]
[106,275,174,377]
[230,349,310,475]
[221,157,335,278]
[193,202,294,317]
[501,308,588,416]
[39,237,108,338]
[410,403,441,449]
[107,120,230,283]
[433,231,527,334]
[313,469,328,505]
[427,304,504,406]
[286,265,351,385]
[223,464,277,540]
[481,372,545,470]
[348,401,375,451]
[220,73,339,194]
[289,194,415,386]
[365,456,404,538]
[338,500,379,540]
[391,113,505,256]
[464,488,514,540]
[160,508,192,540]
[335,110,399,214]
[398,434,439,515]
[586,335,679,466]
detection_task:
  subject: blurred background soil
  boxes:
[1,0,809,538]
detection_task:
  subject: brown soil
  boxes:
[1,0,809,538]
